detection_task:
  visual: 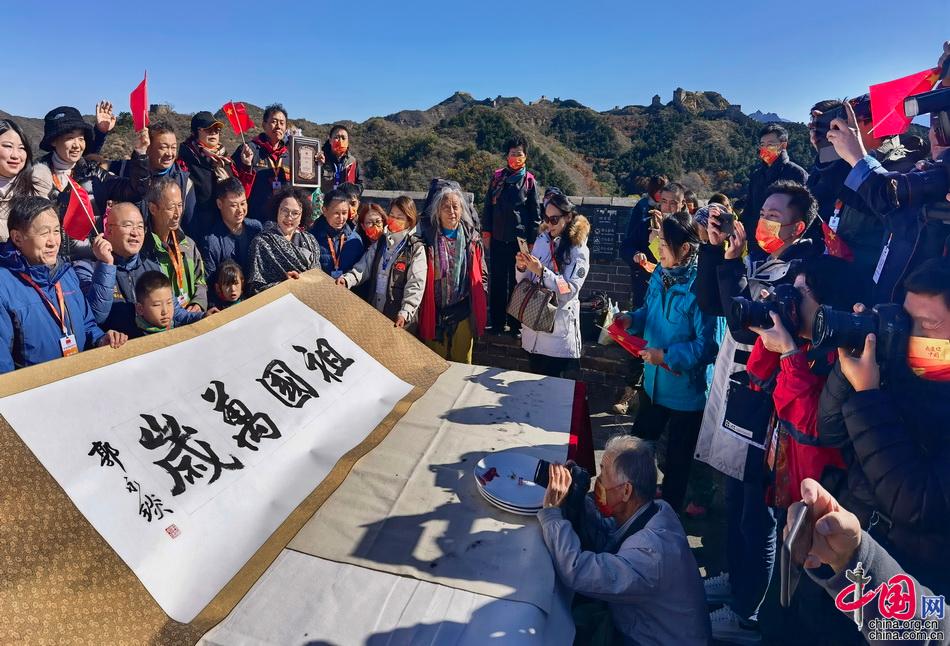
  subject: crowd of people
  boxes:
[536,41,950,645]
[0,41,948,645]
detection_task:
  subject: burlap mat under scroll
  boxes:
[0,269,447,645]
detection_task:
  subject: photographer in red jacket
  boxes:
[746,255,854,510]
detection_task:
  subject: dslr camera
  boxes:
[534,459,591,511]
[731,283,803,333]
[812,303,911,364]
[886,86,950,220]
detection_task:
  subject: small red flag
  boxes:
[222,101,255,135]
[869,67,939,138]
[63,179,96,241]
[130,72,149,132]
[821,221,854,262]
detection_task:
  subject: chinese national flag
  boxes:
[130,72,149,132]
[222,101,255,135]
[869,67,939,138]
[821,221,854,262]
[63,179,96,241]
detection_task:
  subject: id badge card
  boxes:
[60,334,79,357]
[177,294,188,308]
[272,180,282,192]
[872,243,890,284]
[555,275,571,295]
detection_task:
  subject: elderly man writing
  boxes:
[538,436,710,645]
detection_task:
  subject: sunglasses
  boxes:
[543,214,566,225]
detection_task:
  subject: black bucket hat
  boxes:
[40,106,94,152]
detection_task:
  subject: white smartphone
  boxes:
[517,237,530,255]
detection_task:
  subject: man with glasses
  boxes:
[538,435,710,644]
[742,124,807,261]
[482,135,540,335]
[75,202,203,332]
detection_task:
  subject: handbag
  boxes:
[506,279,557,333]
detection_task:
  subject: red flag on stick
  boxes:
[222,101,255,136]
[869,67,940,138]
[63,178,97,241]
[130,72,149,132]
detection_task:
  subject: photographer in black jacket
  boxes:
[824,41,950,305]
[818,257,950,596]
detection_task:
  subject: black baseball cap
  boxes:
[191,111,224,133]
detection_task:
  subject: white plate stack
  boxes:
[473,451,544,516]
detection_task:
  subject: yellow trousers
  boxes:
[425,318,474,364]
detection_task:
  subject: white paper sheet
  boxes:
[0,294,412,622]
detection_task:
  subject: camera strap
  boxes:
[609,501,660,554]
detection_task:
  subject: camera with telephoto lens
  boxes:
[886,83,950,220]
[731,284,803,333]
[812,303,911,363]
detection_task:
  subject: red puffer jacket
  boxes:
[747,339,845,508]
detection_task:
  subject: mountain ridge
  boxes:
[2,89,813,203]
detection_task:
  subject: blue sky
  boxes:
[5,1,946,124]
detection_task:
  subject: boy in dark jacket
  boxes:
[482,135,540,333]
[126,271,196,338]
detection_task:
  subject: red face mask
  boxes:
[330,139,348,157]
[907,336,950,381]
[758,146,780,166]
[507,153,526,171]
[755,218,802,256]
[363,223,383,241]
[593,478,626,517]
[386,217,406,234]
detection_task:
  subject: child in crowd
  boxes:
[311,188,363,280]
[212,259,244,309]
[130,271,203,338]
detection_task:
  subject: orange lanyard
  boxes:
[166,231,185,291]
[327,234,343,271]
[20,274,70,335]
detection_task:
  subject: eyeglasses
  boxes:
[278,207,302,218]
[543,214,566,225]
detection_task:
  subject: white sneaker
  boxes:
[704,571,732,604]
[709,605,761,645]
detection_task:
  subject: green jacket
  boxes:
[145,230,208,310]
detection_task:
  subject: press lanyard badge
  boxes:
[60,334,79,357]
[177,294,188,308]
[272,180,282,192]
[873,235,891,284]
[828,200,843,232]
[555,275,571,295]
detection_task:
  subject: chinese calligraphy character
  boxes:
[292,338,354,384]
[139,493,172,522]
[139,413,244,496]
[123,477,174,522]
[202,380,281,451]
[922,595,946,621]
[257,359,319,408]
[88,441,125,472]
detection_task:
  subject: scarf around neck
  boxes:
[435,225,466,308]
[135,315,168,335]
[660,253,696,291]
